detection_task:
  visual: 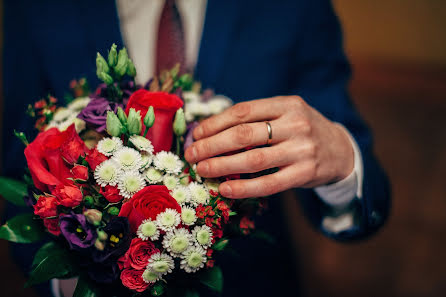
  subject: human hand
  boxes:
[184,96,354,199]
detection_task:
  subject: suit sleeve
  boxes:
[289,0,391,241]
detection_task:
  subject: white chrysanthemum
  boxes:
[192,225,213,247]
[154,151,183,174]
[183,91,202,103]
[112,147,142,171]
[147,253,175,276]
[142,267,161,284]
[186,102,210,117]
[140,153,153,171]
[171,186,190,205]
[118,171,146,199]
[67,96,91,112]
[156,208,181,232]
[137,219,160,241]
[188,182,209,206]
[53,107,73,122]
[163,174,179,190]
[208,95,232,114]
[179,173,190,186]
[129,135,154,154]
[163,228,192,256]
[180,246,207,273]
[144,167,163,184]
[191,164,202,182]
[96,137,123,156]
[181,206,197,226]
[94,159,121,186]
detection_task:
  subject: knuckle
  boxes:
[305,142,317,158]
[197,140,212,157]
[287,95,304,108]
[298,119,312,135]
[233,124,254,145]
[247,150,268,171]
[231,102,251,121]
[263,176,281,196]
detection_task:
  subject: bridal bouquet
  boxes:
[0,44,265,296]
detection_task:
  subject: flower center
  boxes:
[124,176,140,192]
[102,139,117,153]
[142,269,158,282]
[121,152,136,166]
[197,230,210,245]
[153,261,169,273]
[187,252,203,267]
[161,213,175,227]
[141,222,156,237]
[171,237,188,253]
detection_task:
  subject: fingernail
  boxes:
[195,126,203,139]
[220,184,232,198]
[197,162,209,176]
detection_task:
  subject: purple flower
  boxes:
[77,98,122,132]
[184,121,199,151]
[91,217,130,263]
[60,214,97,250]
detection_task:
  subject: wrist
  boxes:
[332,123,355,183]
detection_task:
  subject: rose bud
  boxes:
[126,58,137,77]
[72,165,89,182]
[98,71,113,85]
[117,107,128,125]
[143,106,155,128]
[107,206,120,216]
[127,108,142,135]
[173,108,186,136]
[96,52,109,75]
[115,48,129,77]
[106,111,123,137]
[108,43,118,67]
[94,239,105,251]
[84,209,103,226]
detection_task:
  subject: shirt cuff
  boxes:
[314,123,364,209]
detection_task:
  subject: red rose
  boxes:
[44,218,61,236]
[52,184,83,208]
[126,238,159,270]
[125,90,183,152]
[100,185,123,203]
[120,268,149,292]
[119,185,181,233]
[24,125,87,192]
[60,134,88,164]
[71,165,89,182]
[118,254,129,270]
[34,195,59,218]
[85,148,107,170]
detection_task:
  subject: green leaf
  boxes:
[0,177,27,206]
[212,238,229,251]
[0,214,45,243]
[26,242,76,287]
[73,276,97,297]
[200,266,223,293]
[151,282,165,296]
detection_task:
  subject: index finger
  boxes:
[193,97,286,140]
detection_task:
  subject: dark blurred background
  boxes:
[1,1,446,296]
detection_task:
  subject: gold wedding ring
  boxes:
[265,121,273,145]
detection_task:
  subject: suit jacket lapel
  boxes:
[196,0,241,88]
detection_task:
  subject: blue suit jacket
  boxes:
[3,0,390,296]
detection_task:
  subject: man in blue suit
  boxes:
[2,0,390,296]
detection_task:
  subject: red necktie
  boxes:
[155,0,186,74]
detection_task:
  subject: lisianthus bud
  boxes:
[108,43,118,67]
[106,111,123,137]
[97,71,113,85]
[94,239,105,251]
[83,195,94,207]
[115,48,129,77]
[84,209,102,226]
[117,107,127,125]
[96,53,109,75]
[97,230,108,241]
[127,108,142,135]
[107,206,119,216]
[173,108,186,136]
[144,106,155,128]
[126,59,137,77]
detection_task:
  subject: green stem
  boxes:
[143,126,149,138]
[176,136,181,156]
